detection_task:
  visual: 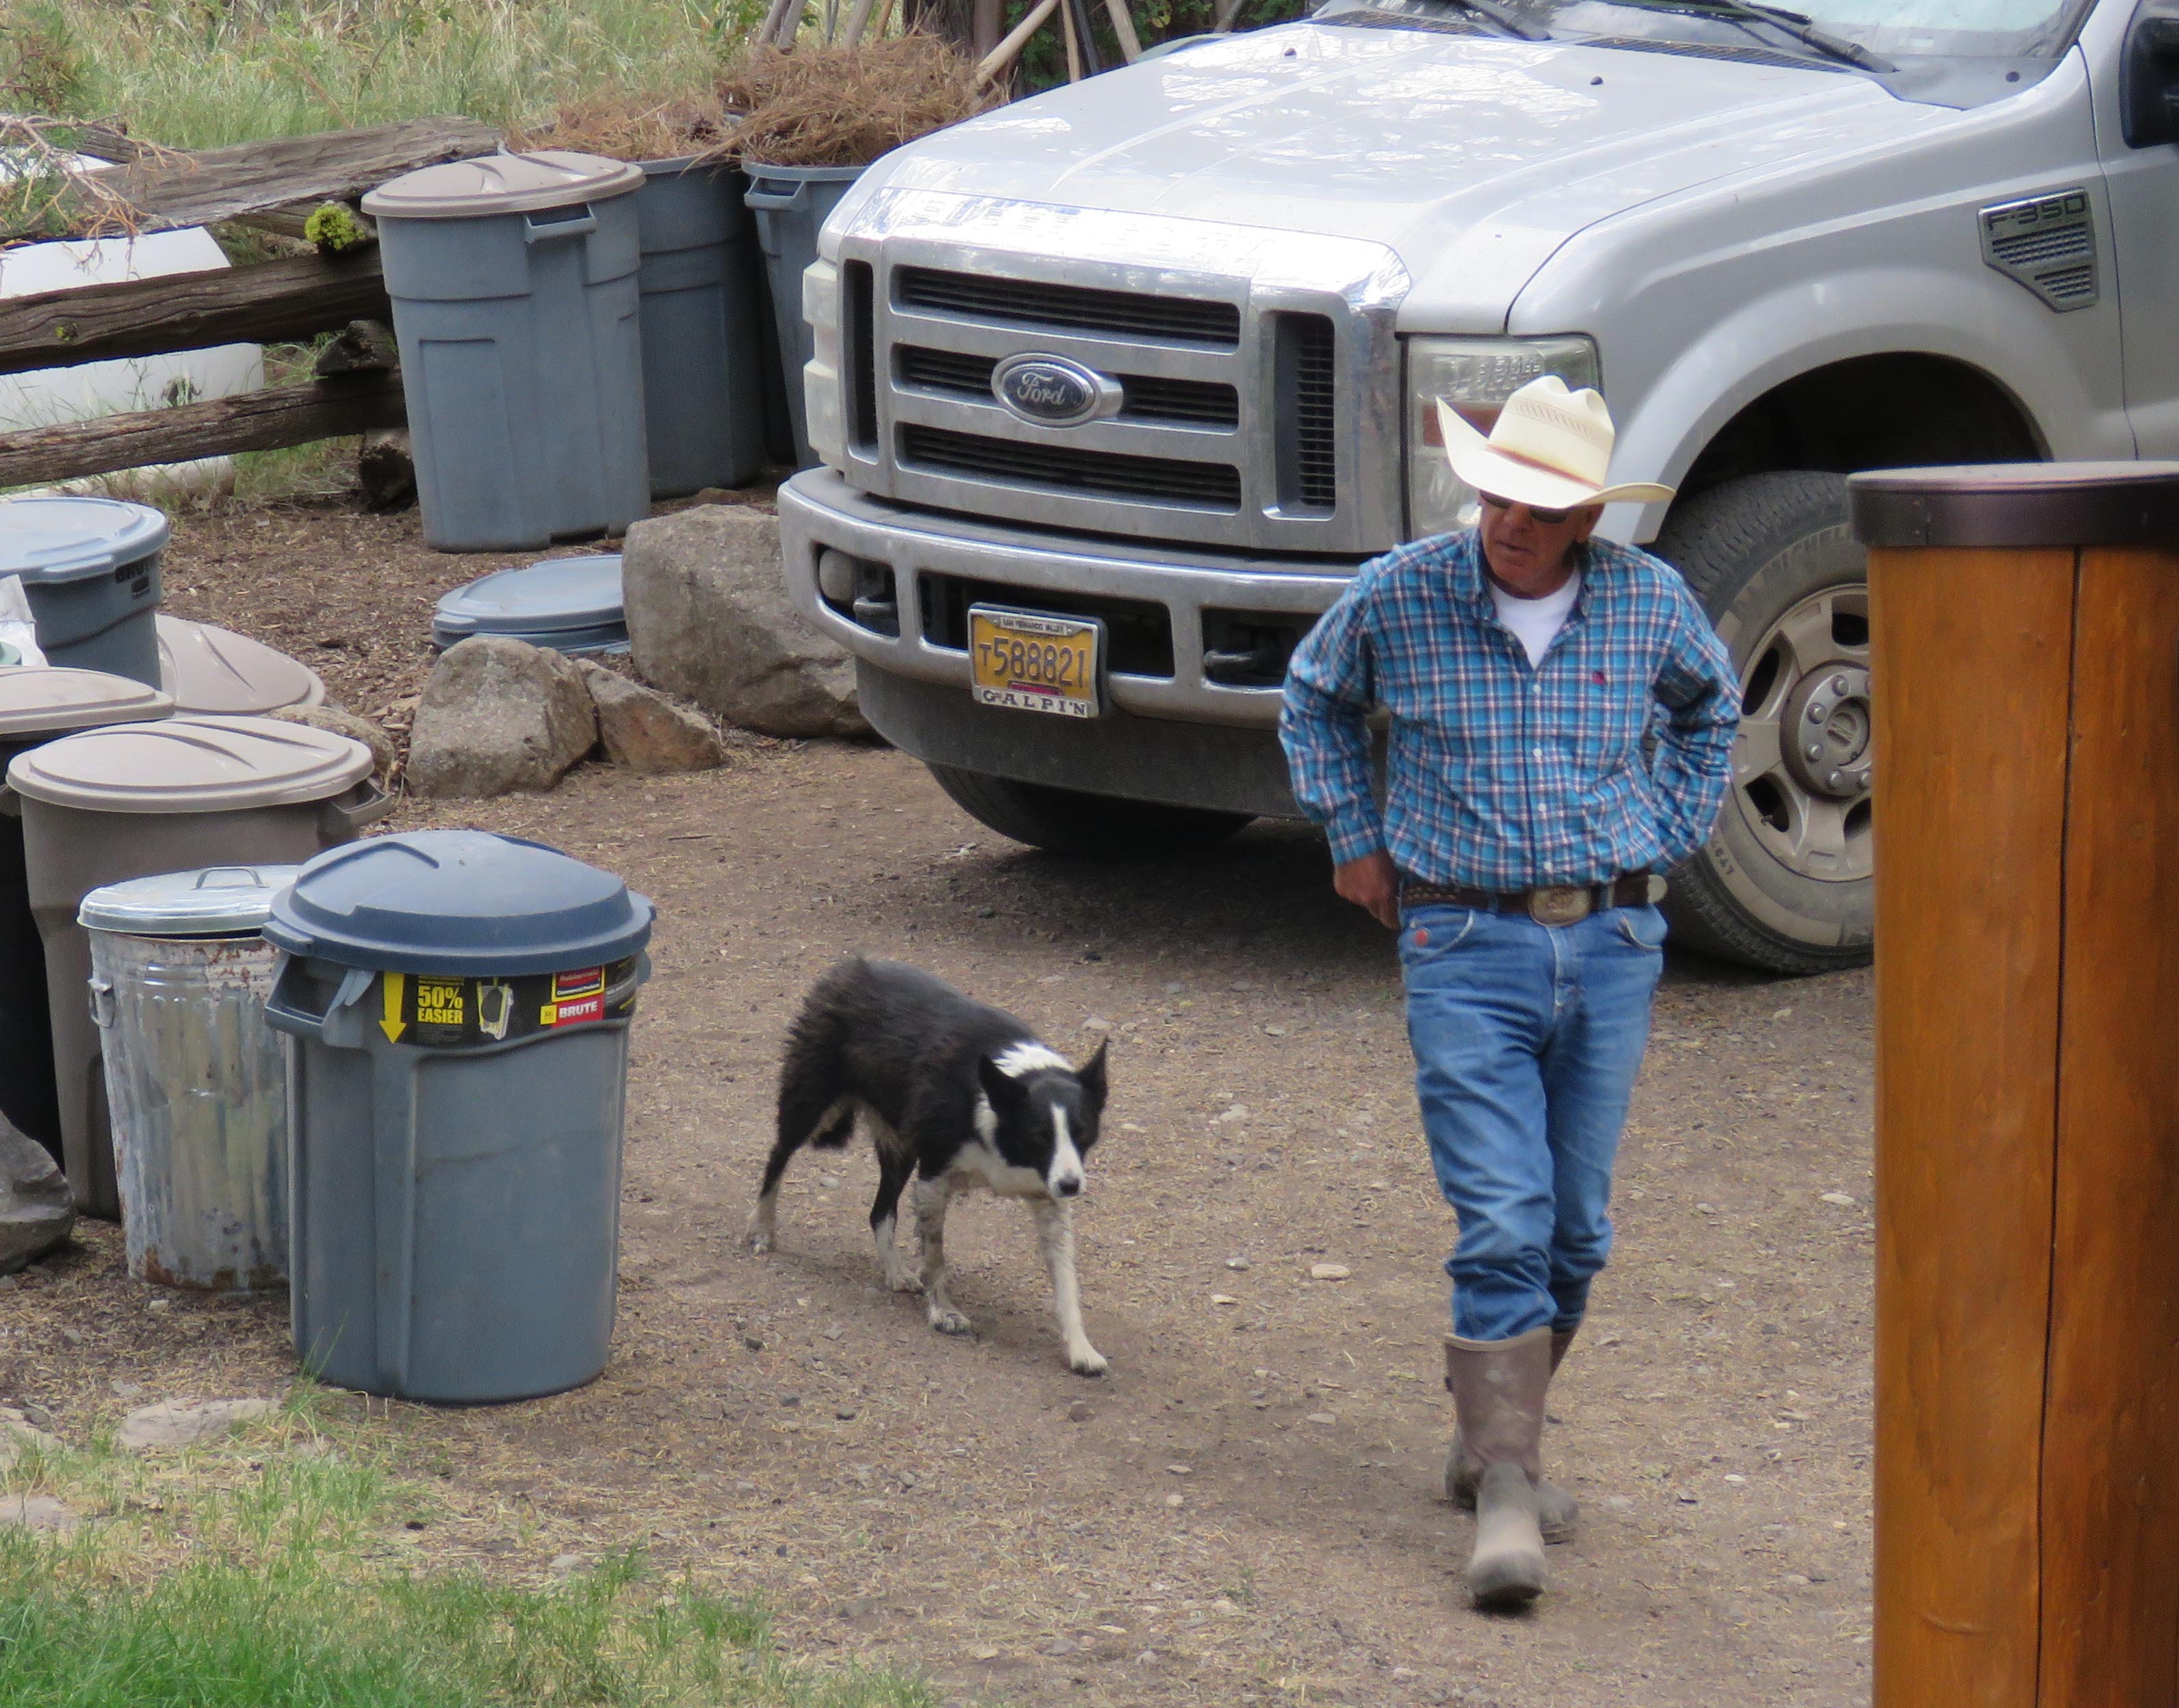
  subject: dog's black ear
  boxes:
[977,1053,1028,1112]
[1076,1039,1109,1113]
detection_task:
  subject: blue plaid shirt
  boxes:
[1279,529,1738,890]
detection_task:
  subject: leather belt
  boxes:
[1399,871,1664,927]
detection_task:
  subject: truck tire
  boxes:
[1652,471,1874,974]
[927,764,1252,859]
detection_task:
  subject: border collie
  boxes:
[747,957,1112,1375]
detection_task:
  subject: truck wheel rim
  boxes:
[1729,584,1872,885]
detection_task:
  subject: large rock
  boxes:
[621,505,867,738]
[578,661,726,774]
[1,1118,71,1276]
[116,1397,274,1452]
[406,636,597,799]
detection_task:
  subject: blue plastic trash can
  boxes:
[430,554,626,655]
[0,497,169,686]
[263,829,654,1403]
[743,163,865,469]
[363,151,651,553]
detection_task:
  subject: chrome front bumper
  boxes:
[777,468,1362,732]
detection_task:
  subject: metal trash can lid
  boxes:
[79,863,300,936]
[362,149,644,219]
[0,667,172,739]
[5,714,371,813]
[265,828,654,976]
[431,555,626,651]
[0,495,170,582]
[158,615,328,714]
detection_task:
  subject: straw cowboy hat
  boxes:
[1436,375,1675,510]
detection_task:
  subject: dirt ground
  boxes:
[4,497,1877,1707]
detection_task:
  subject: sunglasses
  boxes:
[1479,491,1574,526]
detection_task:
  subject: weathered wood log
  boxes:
[41,116,498,240]
[0,372,404,487]
[357,428,416,510]
[313,318,400,378]
[0,250,390,377]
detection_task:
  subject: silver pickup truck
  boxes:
[778,0,2179,971]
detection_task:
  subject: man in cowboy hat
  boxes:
[1279,374,1737,1609]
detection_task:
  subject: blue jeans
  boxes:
[1398,902,1666,1343]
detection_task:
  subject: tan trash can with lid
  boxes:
[156,617,326,715]
[5,715,389,1217]
[0,668,172,1162]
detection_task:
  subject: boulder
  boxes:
[0,1406,61,1471]
[266,703,396,778]
[405,636,597,799]
[621,505,867,738]
[116,1397,274,1453]
[577,662,726,774]
[0,1117,71,1276]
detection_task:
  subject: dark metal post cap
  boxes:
[1849,462,2179,549]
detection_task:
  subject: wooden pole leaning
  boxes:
[1851,461,2179,1708]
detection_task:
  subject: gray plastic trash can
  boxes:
[431,554,626,655]
[7,715,387,1218]
[0,497,169,686]
[743,163,864,470]
[263,829,653,1403]
[158,616,326,715]
[363,151,650,552]
[0,669,172,1163]
[636,158,769,497]
[82,866,298,1292]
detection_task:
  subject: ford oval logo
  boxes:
[992,354,1122,428]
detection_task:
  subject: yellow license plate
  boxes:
[968,606,1102,719]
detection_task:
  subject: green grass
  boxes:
[12,0,760,150]
[0,1389,940,1708]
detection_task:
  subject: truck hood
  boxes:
[871,21,1955,326]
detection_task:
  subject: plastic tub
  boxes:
[363,152,650,552]
[634,158,769,497]
[6,715,387,1216]
[264,829,653,1402]
[81,865,298,1291]
[743,164,865,470]
[0,496,169,685]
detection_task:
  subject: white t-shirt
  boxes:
[1488,571,1582,668]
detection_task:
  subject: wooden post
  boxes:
[1852,462,2179,1708]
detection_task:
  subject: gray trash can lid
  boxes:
[0,667,172,738]
[265,828,653,976]
[0,495,170,582]
[362,149,644,219]
[431,556,625,649]
[5,714,371,813]
[79,863,301,936]
[158,615,328,714]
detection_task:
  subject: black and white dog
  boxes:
[747,957,1112,1375]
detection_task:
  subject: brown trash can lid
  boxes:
[361,149,644,219]
[0,667,172,739]
[4,714,371,814]
[1850,461,2179,549]
[157,616,326,715]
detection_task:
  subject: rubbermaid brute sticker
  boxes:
[373,957,639,1048]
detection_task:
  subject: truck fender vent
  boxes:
[1979,189,2099,313]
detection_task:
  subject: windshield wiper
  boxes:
[1655,0,1895,70]
[1350,0,1553,41]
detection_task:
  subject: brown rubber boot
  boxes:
[1445,1326,1580,1542]
[1444,1326,1552,1609]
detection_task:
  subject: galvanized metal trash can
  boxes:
[7,715,387,1219]
[0,497,169,686]
[635,158,769,498]
[263,829,653,1403]
[82,866,298,1291]
[743,163,864,470]
[363,151,650,552]
[0,668,172,1164]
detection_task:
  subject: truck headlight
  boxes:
[1404,336,1601,539]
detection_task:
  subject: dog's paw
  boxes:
[1068,1345,1109,1377]
[927,1306,975,1336]
[746,1227,773,1255]
[884,1270,925,1294]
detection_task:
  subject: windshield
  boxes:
[1314,0,2087,66]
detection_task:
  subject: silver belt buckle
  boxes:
[1528,884,1592,927]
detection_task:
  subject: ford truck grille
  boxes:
[827,193,1409,554]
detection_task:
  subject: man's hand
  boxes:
[1333,850,1400,929]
